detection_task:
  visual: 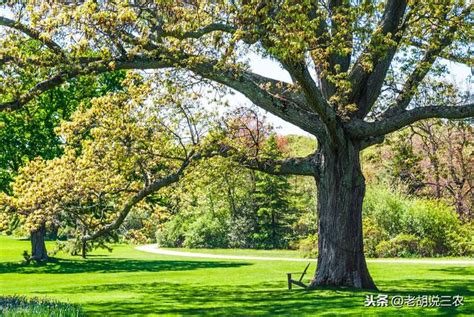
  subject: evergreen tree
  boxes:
[252,135,293,249]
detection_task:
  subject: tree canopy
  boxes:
[0,72,220,256]
[0,1,472,145]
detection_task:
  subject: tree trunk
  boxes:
[81,227,87,258]
[81,241,87,258]
[30,223,49,262]
[308,140,377,290]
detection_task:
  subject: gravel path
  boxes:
[135,244,474,265]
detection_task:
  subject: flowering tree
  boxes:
[1,1,473,289]
[0,74,219,260]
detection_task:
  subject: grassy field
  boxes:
[0,236,472,316]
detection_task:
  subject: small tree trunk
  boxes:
[81,226,87,258]
[308,140,377,290]
[81,241,87,259]
[30,223,48,262]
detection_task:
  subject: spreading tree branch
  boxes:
[383,5,472,118]
[409,39,473,66]
[0,53,327,137]
[236,153,316,176]
[80,151,198,242]
[348,103,474,138]
[348,0,408,118]
[0,16,65,57]
[280,60,336,136]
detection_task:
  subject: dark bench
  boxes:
[287,262,312,289]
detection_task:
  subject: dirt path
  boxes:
[135,244,474,265]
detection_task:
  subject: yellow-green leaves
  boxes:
[2,72,215,241]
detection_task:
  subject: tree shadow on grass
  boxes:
[58,282,363,316]
[0,258,250,274]
[70,279,472,316]
[426,266,474,276]
[375,273,473,317]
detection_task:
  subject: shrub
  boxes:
[418,238,436,257]
[183,214,229,248]
[375,234,420,258]
[227,215,256,248]
[363,217,388,257]
[363,185,407,236]
[364,185,467,257]
[401,200,460,254]
[155,215,187,247]
[446,222,474,257]
[374,240,393,258]
[297,234,318,258]
[0,295,81,317]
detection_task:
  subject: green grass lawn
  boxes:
[0,236,472,316]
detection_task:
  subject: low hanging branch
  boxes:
[80,155,193,243]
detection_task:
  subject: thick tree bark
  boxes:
[30,223,49,262]
[309,139,377,290]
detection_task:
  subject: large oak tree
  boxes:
[1,1,473,289]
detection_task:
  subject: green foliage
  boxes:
[184,214,229,248]
[401,200,459,254]
[388,132,425,194]
[155,134,315,250]
[251,136,293,249]
[363,218,388,258]
[364,184,471,257]
[297,233,318,258]
[0,295,82,317]
[0,72,125,194]
[363,185,407,236]
[0,73,217,254]
[156,214,187,248]
[375,234,421,258]
[445,223,474,257]
[282,135,316,157]
[374,234,437,258]
[365,119,473,220]
[227,213,257,248]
